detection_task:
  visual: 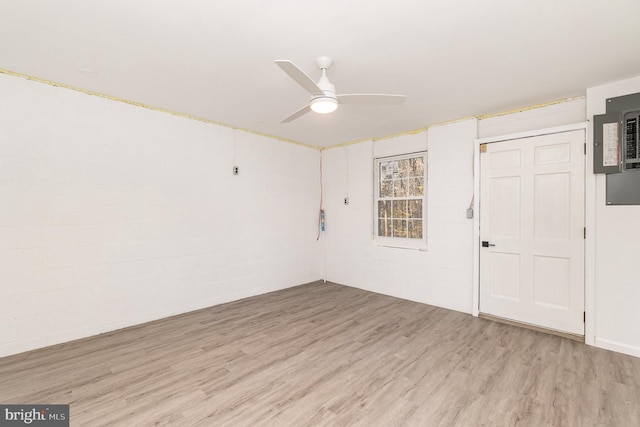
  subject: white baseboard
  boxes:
[595,337,640,358]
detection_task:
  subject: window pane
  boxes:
[380,180,393,197]
[408,157,424,177]
[396,159,409,177]
[394,178,408,197]
[408,199,422,218]
[393,219,407,237]
[392,200,407,218]
[409,177,424,196]
[381,161,398,179]
[378,219,392,237]
[378,200,391,219]
[408,220,423,238]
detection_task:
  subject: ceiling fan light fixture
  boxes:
[310,97,338,114]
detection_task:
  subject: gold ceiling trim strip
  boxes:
[0,68,322,151]
[320,127,428,151]
[426,116,478,128]
[324,96,585,150]
[476,95,585,120]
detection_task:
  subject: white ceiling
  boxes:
[1,0,639,148]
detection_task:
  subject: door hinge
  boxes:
[584,143,587,155]
[480,144,487,153]
[584,227,586,239]
[583,311,586,323]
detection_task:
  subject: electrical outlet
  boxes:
[466,207,474,219]
[344,197,349,205]
[233,166,239,175]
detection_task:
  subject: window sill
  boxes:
[372,239,427,251]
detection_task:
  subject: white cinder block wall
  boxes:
[322,120,478,313]
[478,98,587,139]
[3,68,639,360]
[0,74,321,357]
[587,75,640,357]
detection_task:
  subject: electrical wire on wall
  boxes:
[317,151,326,283]
[370,141,375,238]
[317,151,324,240]
[232,129,237,165]
[344,145,349,204]
[467,141,476,218]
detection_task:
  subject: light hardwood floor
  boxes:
[1,281,639,426]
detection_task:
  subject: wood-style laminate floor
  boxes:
[1,281,639,426]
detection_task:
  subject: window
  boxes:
[374,152,426,248]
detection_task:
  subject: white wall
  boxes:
[3,69,638,360]
[0,74,321,357]
[587,75,640,358]
[478,98,586,139]
[322,120,478,313]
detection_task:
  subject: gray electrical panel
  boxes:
[623,110,640,171]
[593,92,640,205]
[606,92,640,114]
[593,111,622,174]
[606,172,640,205]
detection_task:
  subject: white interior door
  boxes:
[479,130,585,335]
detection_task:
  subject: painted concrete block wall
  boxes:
[322,120,478,314]
[478,98,586,139]
[3,66,637,362]
[0,74,321,357]
[587,75,640,358]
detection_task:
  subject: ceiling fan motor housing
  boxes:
[315,76,336,99]
[310,69,338,113]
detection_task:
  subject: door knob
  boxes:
[482,241,496,247]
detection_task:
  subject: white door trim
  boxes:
[475,122,588,145]
[472,122,591,342]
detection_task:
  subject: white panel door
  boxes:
[479,130,585,335]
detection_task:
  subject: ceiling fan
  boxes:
[275,56,406,123]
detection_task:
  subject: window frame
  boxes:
[373,151,427,250]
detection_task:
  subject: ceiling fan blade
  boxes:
[337,94,406,106]
[281,104,312,123]
[275,60,324,96]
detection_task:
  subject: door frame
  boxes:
[472,122,593,344]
